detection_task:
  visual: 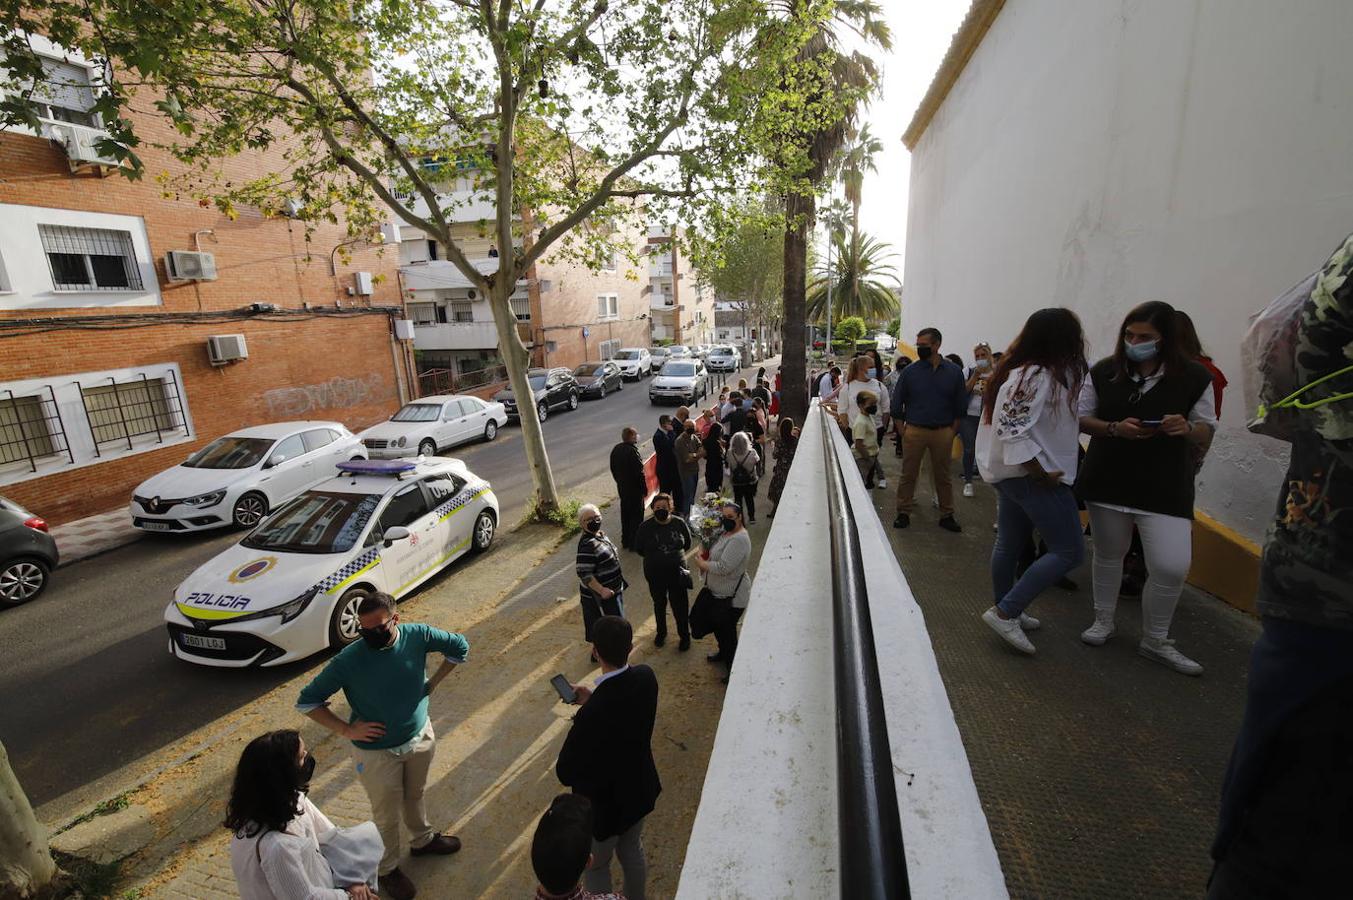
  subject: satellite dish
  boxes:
[283,198,303,218]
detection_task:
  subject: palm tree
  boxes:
[835,124,884,250]
[807,230,901,324]
[771,0,892,424]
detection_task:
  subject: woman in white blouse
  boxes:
[976,309,1089,655]
[227,730,376,900]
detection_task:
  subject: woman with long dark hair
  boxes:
[976,308,1088,654]
[765,416,799,518]
[1076,300,1217,675]
[703,420,726,494]
[227,730,376,899]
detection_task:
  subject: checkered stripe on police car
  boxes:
[313,545,381,594]
[435,482,490,523]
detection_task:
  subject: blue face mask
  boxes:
[867,368,877,379]
[1124,339,1158,363]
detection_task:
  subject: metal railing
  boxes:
[416,363,508,397]
[819,405,910,898]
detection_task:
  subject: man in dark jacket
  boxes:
[721,391,748,435]
[634,492,693,650]
[608,427,647,549]
[652,415,683,514]
[558,616,660,900]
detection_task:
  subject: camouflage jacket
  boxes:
[1257,233,1353,630]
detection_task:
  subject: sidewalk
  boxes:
[864,454,1259,898]
[48,507,141,566]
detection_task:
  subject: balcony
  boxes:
[650,293,676,310]
[412,321,500,351]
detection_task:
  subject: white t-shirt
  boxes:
[976,365,1082,485]
[839,378,891,427]
[818,372,836,398]
[1076,365,1218,517]
[966,365,993,417]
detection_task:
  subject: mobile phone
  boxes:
[1138,419,1164,427]
[550,674,577,704]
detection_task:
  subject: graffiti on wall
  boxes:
[263,374,388,418]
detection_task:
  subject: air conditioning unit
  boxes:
[166,250,218,282]
[354,271,374,295]
[207,334,248,366]
[48,122,120,170]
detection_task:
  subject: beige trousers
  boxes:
[896,425,956,516]
[352,721,437,875]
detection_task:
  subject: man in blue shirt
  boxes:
[890,327,967,532]
[297,592,469,900]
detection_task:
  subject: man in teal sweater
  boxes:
[297,592,469,900]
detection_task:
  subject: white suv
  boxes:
[705,345,738,373]
[610,348,653,380]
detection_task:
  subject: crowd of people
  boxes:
[220,227,1353,897]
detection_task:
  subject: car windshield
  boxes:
[391,404,442,422]
[651,347,669,356]
[663,362,697,376]
[573,364,600,377]
[669,346,689,355]
[614,350,639,360]
[711,348,733,356]
[528,375,549,390]
[183,436,274,469]
[241,491,381,554]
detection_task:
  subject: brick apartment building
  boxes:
[0,36,405,524]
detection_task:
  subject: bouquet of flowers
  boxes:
[689,491,733,556]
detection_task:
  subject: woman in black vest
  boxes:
[1076,301,1217,676]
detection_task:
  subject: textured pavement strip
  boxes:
[865,449,1261,899]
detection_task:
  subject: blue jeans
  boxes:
[680,473,698,517]
[991,477,1084,617]
[958,414,980,482]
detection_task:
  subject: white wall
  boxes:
[678,403,1006,899]
[902,0,1353,543]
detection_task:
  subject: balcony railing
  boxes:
[650,293,676,309]
[412,321,499,351]
[416,363,507,397]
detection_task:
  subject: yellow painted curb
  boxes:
[1188,511,1262,615]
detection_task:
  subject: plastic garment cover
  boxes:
[1241,272,1316,441]
[319,821,383,890]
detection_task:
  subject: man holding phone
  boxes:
[296,592,469,900]
[556,616,661,900]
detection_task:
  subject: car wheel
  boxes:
[537,401,548,423]
[418,438,437,458]
[483,420,498,442]
[233,492,268,528]
[597,384,606,399]
[328,586,367,648]
[471,509,496,553]
[617,379,623,391]
[567,391,579,411]
[0,557,49,607]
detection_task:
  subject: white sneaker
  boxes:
[963,482,975,498]
[932,496,940,509]
[982,607,1036,655]
[877,476,888,489]
[1080,611,1116,646]
[1139,637,1203,676]
[1018,613,1041,631]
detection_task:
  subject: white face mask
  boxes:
[976,358,992,371]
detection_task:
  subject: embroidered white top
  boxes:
[976,365,1083,486]
[229,795,348,900]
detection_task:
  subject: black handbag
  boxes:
[689,588,717,639]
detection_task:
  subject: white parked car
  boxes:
[359,395,506,459]
[131,422,367,532]
[667,345,692,360]
[609,347,652,380]
[163,458,499,667]
[649,346,671,372]
[649,359,709,406]
[705,345,739,372]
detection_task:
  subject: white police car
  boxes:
[163,458,498,667]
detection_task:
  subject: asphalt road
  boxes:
[0,359,771,807]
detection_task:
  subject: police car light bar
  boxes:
[336,459,418,476]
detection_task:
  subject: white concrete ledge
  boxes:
[677,402,1007,899]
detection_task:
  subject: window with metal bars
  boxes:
[450,300,474,323]
[38,224,142,291]
[79,375,185,450]
[510,297,530,321]
[0,392,67,469]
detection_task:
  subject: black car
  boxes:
[572,361,624,399]
[494,367,581,422]
[0,496,59,607]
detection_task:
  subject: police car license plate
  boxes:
[141,521,172,532]
[182,634,226,651]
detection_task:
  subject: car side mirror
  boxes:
[382,525,411,547]
[264,456,282,469]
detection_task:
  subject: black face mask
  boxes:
[865,404,879,416]
[298,753,317,790]
[360,623,394,649]
[586,518,602,533]
[917,346,934,360]
[654,509,670,522]
[721,517,737,532]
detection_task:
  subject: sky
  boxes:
[851,1,972,281]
